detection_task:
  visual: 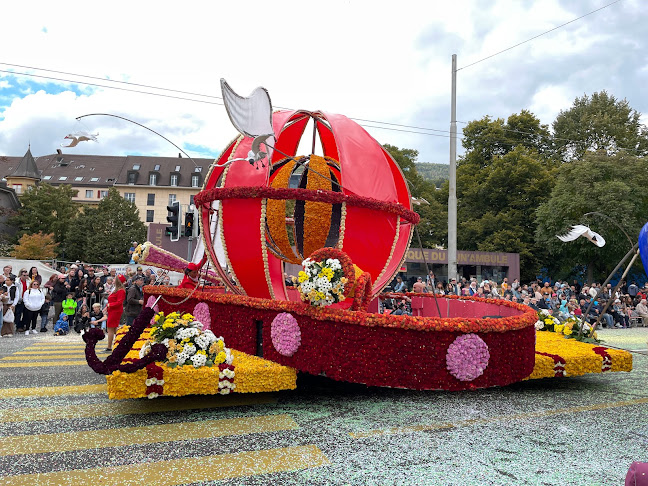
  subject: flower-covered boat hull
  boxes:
[144,286,539,391]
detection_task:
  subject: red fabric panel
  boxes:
[341,206,397,297]
[321,112,398,201]
[316,119,339,161]
[221,137,273,299]
[273,116,309,163]
[381,146,412,211]
[372,223,412,294]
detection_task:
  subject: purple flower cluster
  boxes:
[271,312,302,357]
[445,333,490,382]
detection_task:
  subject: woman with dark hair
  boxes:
[43,273,58,294]
[76,279,88,308]
[87,276,104,308]
[29,267,42,286]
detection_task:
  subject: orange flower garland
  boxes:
[302,155,335,257]
[265,159,300,263]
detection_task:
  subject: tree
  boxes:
[11,183,78,250]
[12,232,58,260]
[461,110,553,164]
[553,91,648,161]
[457,145,556,281]
[65,188,146,263]
[384,144,447,249]
[535,152,648,283]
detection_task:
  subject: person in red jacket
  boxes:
[178,263,200,290]
[104,274,126,352]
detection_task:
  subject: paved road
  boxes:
[0,328,647,485]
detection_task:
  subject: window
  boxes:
[154,164,161,171]
[168,194,177,206]
[175,165,181,172]
[133,164,141,170]
[170,174,178,186]
[149,173,157,186]
[127,172,136,185]
[195,166,203,172]
[124,193,135,203]
[146,210,154,223]
[75,176,83,182]
[43,175,52,180]
[85,190,94,198]
[90,177,99,182]
[100,190,108,199]
[58,176,68,181]
[147,194,155,205]
[189,195,195,206]
[191,175,200,187]
[12,184,22,194]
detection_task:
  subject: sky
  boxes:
[0,0,646,164]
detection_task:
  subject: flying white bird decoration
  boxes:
[556,224,606,247]
[220,79,275,168]
[61,132,99,148]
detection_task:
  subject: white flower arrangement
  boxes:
[297,257,348,307]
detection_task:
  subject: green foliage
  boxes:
[414,163,448,187]
[535,152,648,281]
[384,144,447,248]
[457,111,556,281]
[11,183,78,248]
[553,91,648,161]
[64,188,146,263]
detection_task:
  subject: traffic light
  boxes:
[166,201,181,242]
[184,211,194,238]
[184,205,200,238]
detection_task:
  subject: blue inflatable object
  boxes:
[639,222,648,277]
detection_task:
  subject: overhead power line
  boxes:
[457,0,623,71]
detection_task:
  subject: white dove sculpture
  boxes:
[61,132,99,148]
[556,224,606,247]
[220,79,275,166]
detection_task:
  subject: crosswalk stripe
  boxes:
[0,360,89,368]
[12,349,88,356]
[1,355,82,361]
[0,384,107,399]
[0,414,298,456]
[0,444,329,485]
[24,345,87,350]
[0,394,277,422]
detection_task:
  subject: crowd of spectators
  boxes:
[383,271,648,327]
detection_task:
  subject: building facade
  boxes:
[1,149,214,226]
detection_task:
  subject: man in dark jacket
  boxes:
[125,275,144,326]
[51,275,68,319]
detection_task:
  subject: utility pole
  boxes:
[448,54,458,281]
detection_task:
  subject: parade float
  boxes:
[83,81,632,399]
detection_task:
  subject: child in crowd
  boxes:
[90,303,107,330]
[74,304,90,333]
[62,292,77,320]
[54,312,70,336]
[40,294,52,332]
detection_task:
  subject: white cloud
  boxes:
[0,0,646,163]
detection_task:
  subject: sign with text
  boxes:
[147,223,191,259]
[405,248,516,266]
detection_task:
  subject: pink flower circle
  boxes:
[192,303,211,331]
[271,313,302,357]
[446,333,490,382]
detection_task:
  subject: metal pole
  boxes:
[448,54,458,282]
[187,237,193,263]
[577,242,638,339]
[588,250,640,335]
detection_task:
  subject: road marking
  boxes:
[0,445,329,485]
[0,394,277,422]
[1,355,83,361]
[13,350,87,355]
[0,384,107,399]
[350,396,648,438]
[0,360,89,368]
[0,414,298,456]
[23,345,87,350]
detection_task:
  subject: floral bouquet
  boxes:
[535,310,599,343]
[297,257,348,307]
[140,311,233,369]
